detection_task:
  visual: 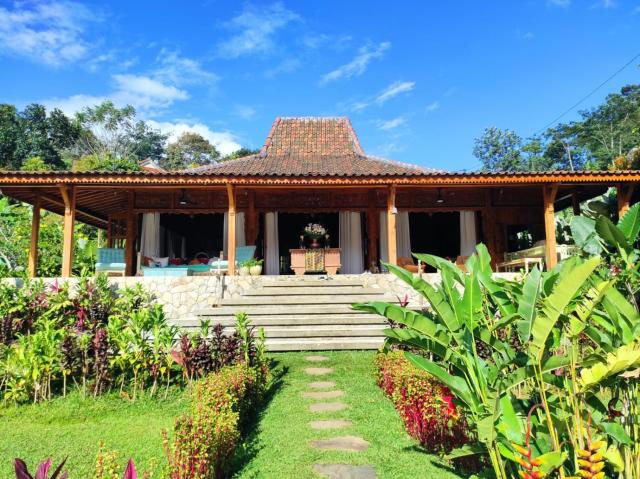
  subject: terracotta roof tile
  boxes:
[188,117,441,177]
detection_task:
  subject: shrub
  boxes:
[374,351,470,453]
[164,364,266,479]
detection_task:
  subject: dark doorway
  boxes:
[409,212,460,264]
[278,213,339,274]
[161,214,224,259]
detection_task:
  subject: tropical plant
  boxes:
[14,458,68,479]
[355,235,640,478]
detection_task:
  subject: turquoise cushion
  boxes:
[96,262,126,271]
[236,245,256,262]
[97,248,125,264]
[141,267,190,277]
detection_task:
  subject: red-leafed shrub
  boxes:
[374,351,470,453]
[164,364,265,479]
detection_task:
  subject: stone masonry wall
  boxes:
[3,272,520,323]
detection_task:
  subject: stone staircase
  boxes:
[192,276,393,351]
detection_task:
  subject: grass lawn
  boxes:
[0,389,188,477]
[234,351,465,479]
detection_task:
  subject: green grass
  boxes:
[233,351,464,479]
[0,388,188,477]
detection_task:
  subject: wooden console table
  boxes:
[290,248,341,275]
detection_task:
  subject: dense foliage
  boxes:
[0,100,252,173]
[474,84,640,171]
[374,351,469,453]
[356,207,640,478]
[0,197,98,277]
[0,275,264,405]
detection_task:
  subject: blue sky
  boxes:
[0,0,638,171]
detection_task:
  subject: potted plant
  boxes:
[248,258,264,276]
[238,260,251,276]
[303,223,327,249]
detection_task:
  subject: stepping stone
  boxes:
[306,355,330,362]
[309,402,348,413]
[309,419,353,430]
[311,436,370,452]
[305,367,333,376]
[308,381,336,389]
[313,464,377,479]
[303,390,344,399]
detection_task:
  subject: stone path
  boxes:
[303,355,376,479]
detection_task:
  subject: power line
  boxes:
[536,51,640,134]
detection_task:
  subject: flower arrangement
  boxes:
[303,223,326,239]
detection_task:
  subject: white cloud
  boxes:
[0,0,98,66]
[344,80,416,112]
[154,49,218,86]
[547,0,570,6]
[234,105,257,119]
[375,81,415,104]
[42,74,188,115]
[320,42,391,84]
[216,3,299,58]
[377,117,406,130]
[264,57,301,78]
[426,101,440,112]
[147,120,242,156]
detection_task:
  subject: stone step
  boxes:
[265,337,384,351]
[261,325,385,338]
[179,314,386,327]
[243,286,383,296]
[219,295,390,306]
[199,305,372,317]
[260,277,365,287]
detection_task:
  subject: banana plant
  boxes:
[355,244,604,478]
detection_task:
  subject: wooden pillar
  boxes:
[60,185,76,277]
[366,207,379,269]
[28,196,41,278]
[227,184,237,275]
[543,185,559,270]
[571,192,581,216]
[387,185,397,266]
[245,190,257,245]
[124,214,136,276]
[481,189,497,267]
[617,183,635,219]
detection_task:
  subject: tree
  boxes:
[0,104,20,169]
[130,121,167,162]
[221,147,260,162]
[21,156,51,172]
[76,101,138,161]
[163,132,219,170]
[473,127,524,171]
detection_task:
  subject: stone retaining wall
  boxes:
[3,272,519,322]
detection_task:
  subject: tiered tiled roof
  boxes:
[188,117,440,177]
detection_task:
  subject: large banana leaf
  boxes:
[406,351,481,414]
[414,252,465,284]
[616,202,640,242]
[596,216,631,253]
[460,272,483,330]
[516,266,541,343]
[530,257,600,359]
[571,216,603,255]
[478,270,517,319]
[579,341,640,392]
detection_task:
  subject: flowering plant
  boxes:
[303,223,326,239]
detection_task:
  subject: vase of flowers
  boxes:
[304,223,327,249]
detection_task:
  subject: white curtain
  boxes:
[459,211,478,256]
[264,212,279,275]
[140,213,161,258]
[397,211,411,258]
[339,211,364,274]
[379,211,411,265]
[223,212,246,257]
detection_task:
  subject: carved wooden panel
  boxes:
[135,192,172,209]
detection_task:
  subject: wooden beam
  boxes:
[245,190,257,245]
[227,184,237,275]
[28,196,41,278]
[39,193,107,225]
[60,185,76,277]
[543,185,559,270]
[617,183,635,219]
[125,193,136,276]
[387,185,397,266]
